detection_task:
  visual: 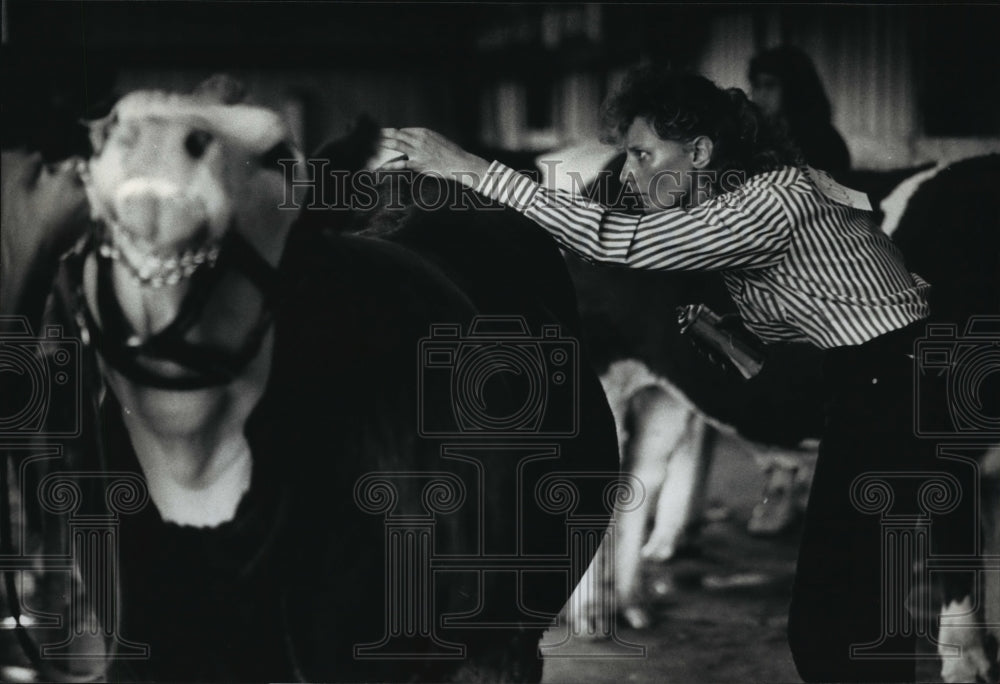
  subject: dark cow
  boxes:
[887,154,1000,683]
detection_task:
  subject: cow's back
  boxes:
[272,226,620,682]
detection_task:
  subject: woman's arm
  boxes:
[477,161,792,271]
[379,128,793,272]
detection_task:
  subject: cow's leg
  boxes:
[641,416,715,562]
[938,444,1000,683]
[563,368,633,638]
[983,446,1000,671]
[980,444,1000,673]
[747,446,814,536]
[615,386,694,629]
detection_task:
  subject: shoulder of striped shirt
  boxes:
[752,166,804,186]
[726,166,805,196]
[712,167,805,209]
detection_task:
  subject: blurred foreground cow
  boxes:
[0,80,620,682]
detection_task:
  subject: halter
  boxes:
[65,222,285,391]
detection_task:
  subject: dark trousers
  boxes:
[788,320,975,682]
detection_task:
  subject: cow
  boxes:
[0,77,621,682]
[885,154,1000,683]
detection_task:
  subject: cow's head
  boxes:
[75,77,302,390]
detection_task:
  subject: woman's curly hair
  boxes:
[601,66,801,192]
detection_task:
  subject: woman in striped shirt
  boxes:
[381,67,933,682]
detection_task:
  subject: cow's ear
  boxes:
[309,113,381,176]
[352,114,381,146]
[260,140,298,171]
[82,111,116,156]
[349,114,384,171]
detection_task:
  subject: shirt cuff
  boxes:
[476,161,542,212]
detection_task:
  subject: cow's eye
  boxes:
[260,141,296,171]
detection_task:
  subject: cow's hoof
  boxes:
[640,538,677,562]
[621,605,653,630]
[642,533,703,563]
[651,577,676,596]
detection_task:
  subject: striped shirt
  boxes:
[477,161,930,349]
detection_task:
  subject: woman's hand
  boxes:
[378,128,491,190]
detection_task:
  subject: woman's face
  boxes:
[619,117,696,212]
[751,73,784,117]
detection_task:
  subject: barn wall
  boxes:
[695,6,1000,169]
[114,68,464,155]
[472,5,1000,170]
[3,1,477,155]
[5,2,998,171]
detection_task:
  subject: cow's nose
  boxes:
[184,129,214,159]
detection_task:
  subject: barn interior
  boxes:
[5,3,999,170]
[2,2,998,683]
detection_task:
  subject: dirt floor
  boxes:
[539,431,947,684]
[0,431,967,683]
